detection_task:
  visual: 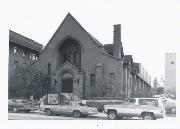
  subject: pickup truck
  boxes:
[104,98,166,120]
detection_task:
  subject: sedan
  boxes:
[40,101,98,118]
[8,98,38,113]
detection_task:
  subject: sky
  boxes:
[1,0,179,85]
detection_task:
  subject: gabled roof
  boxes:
[64,13,103,47]
[9,30,43,52]
[44,13,103,52]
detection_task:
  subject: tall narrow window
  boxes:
[110,73,115,82]
[48,63,51,75]
[35,56,38,60]
[76,52,80,66]
[74,51,77,65]
[23,52,25,56]
[13,47,18,54]
[22,50,27,57]
[69,52,73,63]
[13,60,18,69]
[90,74,95,87]
[32,54,36,60]
[63,53,67,62]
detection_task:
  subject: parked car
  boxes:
[40,101,98,118]
[104,98,166,120]
[8,98,38,113]
[163,98,176,114]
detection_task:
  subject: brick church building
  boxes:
[9,13,152,100]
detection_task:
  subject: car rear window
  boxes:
[139,99,159,107]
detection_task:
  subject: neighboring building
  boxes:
[165,53,176,95]
[9,30,43,73]
[8,30,43,97]
[122,56,151,98]
[29,13,151,100]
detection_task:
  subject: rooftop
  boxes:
[9,30,43,52]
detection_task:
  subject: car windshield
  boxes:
[139,99,159,107]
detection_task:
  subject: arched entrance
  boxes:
[61,72,73,93]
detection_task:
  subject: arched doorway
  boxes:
[61,72,73,93]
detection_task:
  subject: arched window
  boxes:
[57,38,81,68]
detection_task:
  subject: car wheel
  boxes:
[107,110,117,120]
[45,108,52,116]
[142,113,154,120]
[73,110,81,118]
[24,109,31,113]
[12,107,17,113]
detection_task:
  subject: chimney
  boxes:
[113,24,123,59]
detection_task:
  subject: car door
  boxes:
[119,99,137,116]
[56,101,72,115]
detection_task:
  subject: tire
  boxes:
[107,110,117,120]
[73,110,81,118]
[142,113,154,120]
[45,108,52,116]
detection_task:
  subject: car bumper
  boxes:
[155,114,166,118]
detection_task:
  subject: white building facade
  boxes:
[165,53,176,95]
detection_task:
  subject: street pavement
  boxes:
[8,110,176,120]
